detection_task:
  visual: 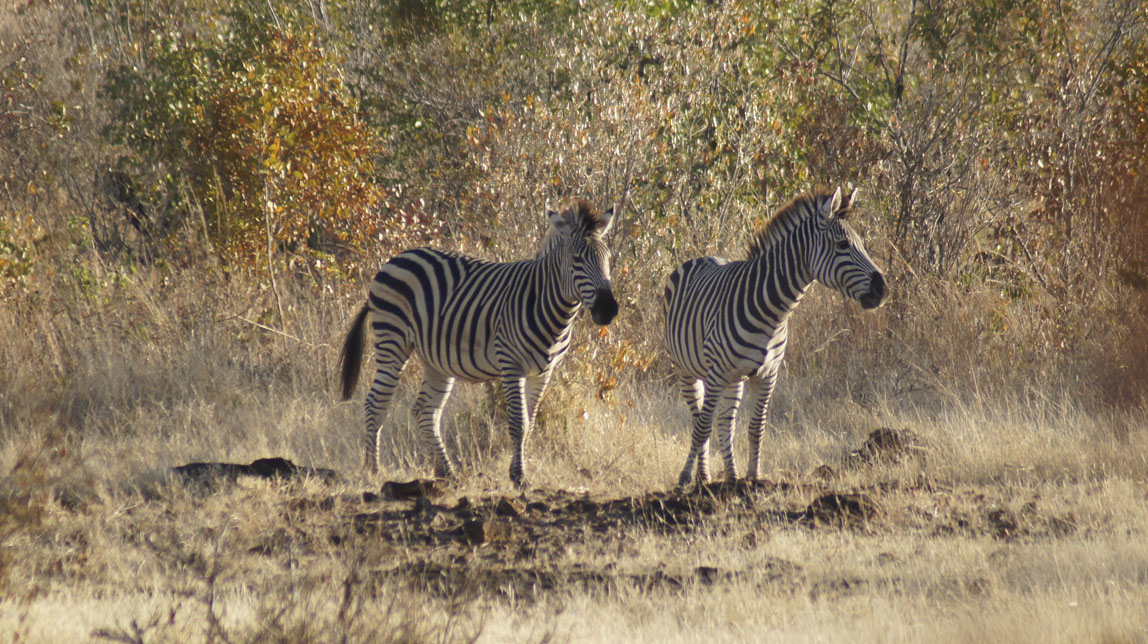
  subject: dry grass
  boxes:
[3,267,1148,643]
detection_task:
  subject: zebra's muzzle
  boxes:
[589,288,618,325]
[859,272,887,310]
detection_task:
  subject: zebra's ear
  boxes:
[597,205,616,235]
[827,186,843,215]
[845,186,860,211]
[548,210,574,237]
[817,187,843,228]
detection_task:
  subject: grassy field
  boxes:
[2,270,1146,644]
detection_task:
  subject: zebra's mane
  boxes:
[537,199,610,260]
[573,199,611,233]
[745,188,844,258]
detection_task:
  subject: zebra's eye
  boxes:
[835,240,850,251]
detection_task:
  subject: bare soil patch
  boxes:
[158,446,1086,603]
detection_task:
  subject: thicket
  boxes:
[2,0,1146,416]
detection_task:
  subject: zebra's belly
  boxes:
[413,338,568,382]
[666,344,710,380]
[412,340,502,382]
[671,330,784,382]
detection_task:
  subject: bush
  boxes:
[100,1,433,273]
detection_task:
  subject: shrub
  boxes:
[100,1,431,273]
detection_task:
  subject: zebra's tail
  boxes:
[339,303,369,400]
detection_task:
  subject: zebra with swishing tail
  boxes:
[663,186,887,488]
[339,200,618,487]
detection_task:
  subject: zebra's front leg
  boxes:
[524,371,552,435]
[678,380,723,490]
[413,370,457,479]
[501,372,530,488]
[745,369,777,480]
[712,380,746,483]
[694,439,711,486]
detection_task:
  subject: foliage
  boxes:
[0,18,75,290]
[1,0,1147,405]
[80,0,1148,287]
[99,0,431,272]
[0,216,38,288]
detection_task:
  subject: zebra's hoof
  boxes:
[434,460,458,480]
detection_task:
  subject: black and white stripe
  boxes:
[340,201,617,486]
[663,187,887,488]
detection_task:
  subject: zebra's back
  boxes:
[368,247,528,381]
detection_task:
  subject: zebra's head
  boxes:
[808,187,887,310]
[546,200,618,325]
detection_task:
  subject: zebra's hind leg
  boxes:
[675,376,704,489]
[413,369,457,479]
[712,380,746,483]
[364,337,411,475]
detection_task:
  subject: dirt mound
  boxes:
[315,478,828,600]
[154,465,1090,602]
[842,428,927,467]
[801,492,881,526]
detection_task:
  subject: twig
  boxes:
[809,328,850,355]
[223,314,327,350]
[880,237,920,284]
[263,181,285,325]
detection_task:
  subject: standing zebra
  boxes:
[663,186,887,488]
[339,200,618,486]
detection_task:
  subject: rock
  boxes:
[462,519,486,545]
[172,457,336,486]
[986,507,1022,539]
[381,479,443,501]
[803,492,881,525]
[843,428,927,467]
[483,517,513,543]
[495,498,522,518]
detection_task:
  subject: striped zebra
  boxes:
[663,186,887,488]
[339,200,617,486]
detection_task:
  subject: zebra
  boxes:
[339,200,618,487]
[662,186,887,488]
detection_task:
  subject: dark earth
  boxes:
[168,429,1078,602]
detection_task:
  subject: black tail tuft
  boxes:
[339,304,369,400]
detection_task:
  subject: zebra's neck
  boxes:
[532,246,582,322]
[750,225,815,324]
